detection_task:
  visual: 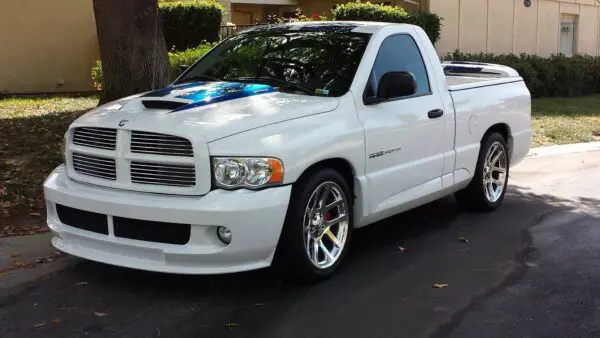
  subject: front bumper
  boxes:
[43,165,292,274]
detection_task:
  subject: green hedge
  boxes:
[443,51,600,98]
[159,0,223,51]
[92,43,216,91]
[332,2,442,44]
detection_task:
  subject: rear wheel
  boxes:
[272,167,353,284]
[455,132,509,212]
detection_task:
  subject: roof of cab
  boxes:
[241,20,398,34]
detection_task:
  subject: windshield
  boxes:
[175,26,372,97]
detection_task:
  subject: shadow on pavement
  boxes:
[1,185,598,338]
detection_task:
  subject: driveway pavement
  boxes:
[1,149,599,338]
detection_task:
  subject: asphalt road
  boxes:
[1,151,599,338]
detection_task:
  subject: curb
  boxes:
[526,141,600,159]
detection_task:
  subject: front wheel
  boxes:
[272,167,353,284]
[455,132,510,212]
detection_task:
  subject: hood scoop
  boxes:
[141,99,189,111]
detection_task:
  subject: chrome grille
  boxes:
[72,153,117,180]
[73,127,117,150]
[130,162,196,187]
[131,131,193,157]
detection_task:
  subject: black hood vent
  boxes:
[141,100,188,110]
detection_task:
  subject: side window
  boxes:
[368,34,431,97]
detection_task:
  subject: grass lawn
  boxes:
[532,95,600,147]
[0,94,599,235]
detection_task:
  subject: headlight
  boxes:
[212,157,283,189]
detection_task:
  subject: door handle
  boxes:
[428,109,444,119]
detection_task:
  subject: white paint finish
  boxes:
[44,165,291,274]
[450,79,532,171]
[207,94,366,187]
[44,22,532,274]
[75,91,340,143]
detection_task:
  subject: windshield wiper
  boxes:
[177,74,222,83]
[227,76,315,96]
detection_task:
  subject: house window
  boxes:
[559,14,578,57]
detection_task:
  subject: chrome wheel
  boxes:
[482,141,508,203]
[303,181,349,269]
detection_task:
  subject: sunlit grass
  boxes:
[531,95,600,147]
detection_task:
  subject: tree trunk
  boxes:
[93,0,171,105]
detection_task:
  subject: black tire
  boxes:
[272,166,354,284]
[454,132,510,212]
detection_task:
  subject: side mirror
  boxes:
[377,71,417,99]
[179,64,190,74]
[364,71,417,105]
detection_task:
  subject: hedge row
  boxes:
[159,0,223,51]
[92,43,216,91]
[443,51,600,98]
[332,2,442,44]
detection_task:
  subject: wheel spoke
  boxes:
[490,150,503,166]
[303,181,350,269]
[311,239,319,263]
[493,166,506,174]
[481,141,508,204]
[324,198,343,212]
[319,241,335,262]
[486,183,494,200]
[326,213,348,227]
[323,227,343,248]
[486,144,498,164]
[317,186,331,209]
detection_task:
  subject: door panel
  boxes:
[360,95,446,214]
[356,34,446,216]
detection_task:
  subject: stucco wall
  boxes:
[0,0,100,94]
[431,0,600,57]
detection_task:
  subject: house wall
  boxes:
[0,0,100,94]
[232,4,264,24]
[0,0,235,94]
[431,0,600,57]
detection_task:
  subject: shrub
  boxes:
[159,0,223,51]
[443,51,600,98]
[332,1,408,22]
[91,43,216,91]
[332,2,442,44]
[168,42,216,77]
[406,11,442,46]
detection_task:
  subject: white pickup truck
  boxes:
[44,21,531,283]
